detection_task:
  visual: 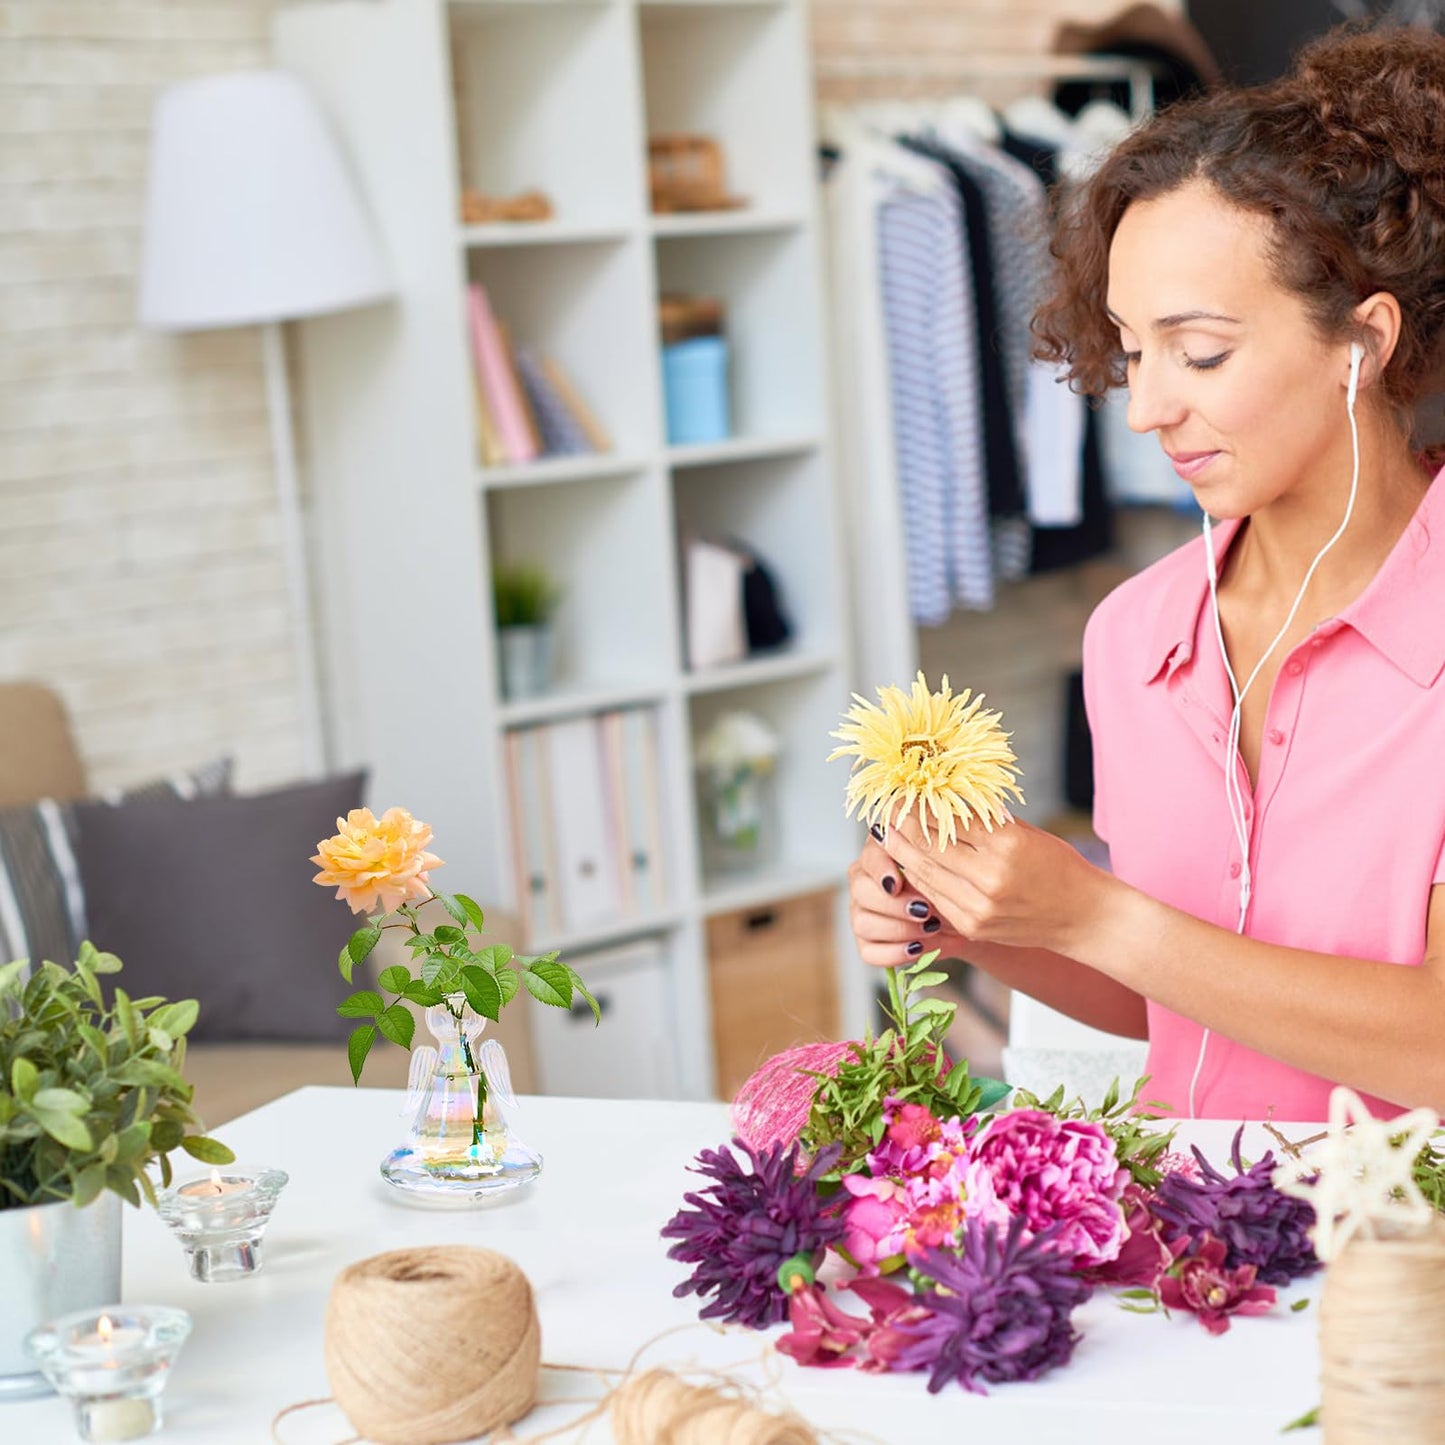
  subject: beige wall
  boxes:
[1,0,1170,793]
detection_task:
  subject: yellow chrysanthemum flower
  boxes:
[827,672,1024,846]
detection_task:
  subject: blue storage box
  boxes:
[662,336,731,446]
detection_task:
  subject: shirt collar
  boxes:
[1144,473,1445,689]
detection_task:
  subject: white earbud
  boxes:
[1189,338,1365,1117]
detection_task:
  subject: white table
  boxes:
[8,1089,1325,1444]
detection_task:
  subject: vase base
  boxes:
[0,1367,51,1401]
[379,1145,543,1206]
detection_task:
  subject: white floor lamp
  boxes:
[138,70,393,776]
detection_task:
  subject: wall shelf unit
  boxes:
[278,0,867,1100]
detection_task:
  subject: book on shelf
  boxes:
[542,355,612,454]
[466,282,538,465]
[498,319,544,457]
[505,707,669,943]
[516,348,591,457]
[473,369,507,468]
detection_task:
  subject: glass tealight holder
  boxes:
[155,1166,288,1283]
[24,1305,190,1443]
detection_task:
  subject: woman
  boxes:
[848,26,1445,1121]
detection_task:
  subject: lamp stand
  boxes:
[261,319,327,777]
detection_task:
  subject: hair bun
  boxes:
[1291,27,1445,181]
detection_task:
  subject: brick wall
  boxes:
[1,0,1176,794]
[0,0,297,792]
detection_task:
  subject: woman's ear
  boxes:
[1352,292,1404,387]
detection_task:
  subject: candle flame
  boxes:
[98,1316,113,1343]
[210,1168,223,1190]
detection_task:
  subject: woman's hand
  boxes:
[847,834,971,969]
[876,811,1114,959]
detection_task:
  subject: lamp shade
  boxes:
[139,70,392,331]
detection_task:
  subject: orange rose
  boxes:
[311,807,444,915]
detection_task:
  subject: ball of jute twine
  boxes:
[605,1367,818,1445]
[324,1245,539,1445]
[1320,1224,1445,1444]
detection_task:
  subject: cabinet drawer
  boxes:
[706,889,840,1101]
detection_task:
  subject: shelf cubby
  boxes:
[654,228,824,440]
[466,238,659,460]
[639,1,811,215]
[486,471,675,699]
[672,450,840,663]
[450,0,645,229]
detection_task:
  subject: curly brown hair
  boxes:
[1033,25,1445,410]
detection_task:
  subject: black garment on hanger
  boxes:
[1001,130,1116,573]
[897,134,1027,524]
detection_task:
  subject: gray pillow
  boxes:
[73,771,366,1043]
[0,758,234,973]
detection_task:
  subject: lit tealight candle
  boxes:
[75,1314,147,1356]
[177,1168,249,1199]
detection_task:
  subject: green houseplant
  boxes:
[0,944,233,1392]
[493,560,561,700]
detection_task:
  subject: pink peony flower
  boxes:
[971,1109,1129,1269]
[841,1175,909,1272]
[775,1282,875,1368]
[1081,1181,1171,1288]
[1158,1234,1276,1335]
[867,1098,975,1180]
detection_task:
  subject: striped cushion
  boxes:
[0,759,233,971]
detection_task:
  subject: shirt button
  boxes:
[1268,727,1285,745]
[1286,659,1304,676]
[1229,862,1242,879]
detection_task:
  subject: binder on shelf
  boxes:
[505,727,563,940]
[620,706,668,913]
[545,716,624,934]
[466,282,538,465]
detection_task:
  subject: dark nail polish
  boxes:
[907,899,929,919]
[923,917,942,934]
[882,875,897,895]
[870,823,885,842]
[906,941,924,956]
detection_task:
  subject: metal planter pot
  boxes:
[0,1192,121,1400]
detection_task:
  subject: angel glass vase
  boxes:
[379,997,542,1204]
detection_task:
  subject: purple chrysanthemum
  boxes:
[1150,1125,1318,1286]
[867,1216,1093,1394]
[662,1136,845,1328]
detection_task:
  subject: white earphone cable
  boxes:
[1187,342,1363,1117]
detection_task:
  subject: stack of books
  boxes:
[466,281,612,467]
[504,707,668,943]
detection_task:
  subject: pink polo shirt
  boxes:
[1082,470,1445,1121]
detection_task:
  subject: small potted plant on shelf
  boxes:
[0,946,233,1395]
[493,560,561,701]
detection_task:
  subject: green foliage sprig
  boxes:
[799,953,1011,1177]
[337,889,598,1083]
[493,561,561,629]
[0,945,234,1211]
[1011,1076,1178,1190]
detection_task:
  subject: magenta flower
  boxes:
[866,1216,1093,1393]
[867,1097,974,1180]
[1081,1181,1171,1288]
[775,1283,875,1368]
[662,1137,845,1328]
[841,1175,909,1272]
[971,1110,1129,1268]
[1158,1234,1277,1335]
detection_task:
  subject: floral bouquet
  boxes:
[662,962,1322,1393]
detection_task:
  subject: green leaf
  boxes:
[87,945,123,975]
[1283,1407,1319,1433]
[909,970,950,990]
[406,933,439,952]
[180,1135,236,1165]
[70,1163,107,1209]
[433,925,467,946]
[111,1122,151,1163]
[337,989,383,1019]
[495,966,519,1006]
[30,1107,93,1152]
[1290,1297,1311,1313]
[375,1004,415,1050]
[476,943,514,972]
[146,1000,200,1038]
[565,968,602,1024]
[904,950,942,975]
[378,966,413,994]
[347,927,382,966]
[461,966,502,1021]
[10,1057,39,1103]
[32,1088,88,1114]
[455,894,487,932]
[114,988,138,1045]
[150,1119,184,1152]
[347,1025,377,1084]
[110,1058,187,1091]
[402,980,443,1007]
[975,1077,1013,1109]
[433,891,468,928]
[524,960,573,1009]
[338,941,355,985]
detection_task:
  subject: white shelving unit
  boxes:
[276,0,868,1100]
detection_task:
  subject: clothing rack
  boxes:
[815,52,1159,122]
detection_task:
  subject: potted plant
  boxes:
[492,560,561,700]
[0,945,232,1397]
